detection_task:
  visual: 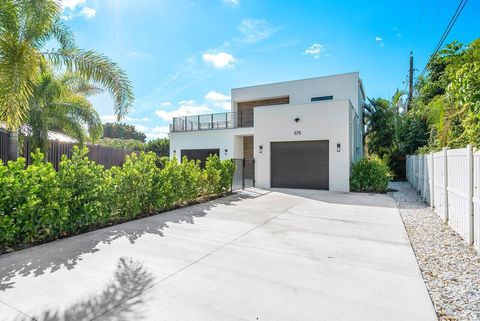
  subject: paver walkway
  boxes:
[0,189,437,321]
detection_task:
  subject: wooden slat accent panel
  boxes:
[243,136,253,159]
[237,96,290,115]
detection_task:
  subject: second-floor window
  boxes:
[311,95,333,102]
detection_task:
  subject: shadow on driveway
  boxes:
[0,192,257,293]
[13,257,155,321]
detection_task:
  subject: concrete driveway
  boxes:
[0,189,437,321]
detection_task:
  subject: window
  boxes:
[311,95,333,102]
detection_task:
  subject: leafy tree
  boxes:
[415,39,480,149]
[97,137,145,151]
[102,123,146,142]
[0,0,134,156]
[144,138,169,157]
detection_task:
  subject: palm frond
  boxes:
[60,73,104,97]
[0,0,18,36]
[49,19,76,50]
[17,0,61,48]
[48,93,103,143]
[44,48,134,120]
[0,33,39,129]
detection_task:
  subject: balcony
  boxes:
[170,110,253,132]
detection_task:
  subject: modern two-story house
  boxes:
[169,72,365,192]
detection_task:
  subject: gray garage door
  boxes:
[271,140,329,189]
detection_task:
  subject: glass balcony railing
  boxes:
[170,110,253,132]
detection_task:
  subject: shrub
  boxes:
[204,155,235,194]
[350,157,390,193]
[0,151,69,246]
[0,149,235,250]
[58,146,111,232]
[109,152,159,219]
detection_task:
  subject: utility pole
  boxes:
[406,51,414,112]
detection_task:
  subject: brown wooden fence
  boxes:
[1,130,133,169]
[87,145,133,169]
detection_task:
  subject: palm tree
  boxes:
[28,71,104,152]
[0,0,134,158]
[363,89,406,157]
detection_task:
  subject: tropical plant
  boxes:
[364,97,395,159]
[0,0,133,155]
[364,89,429,178]
[27,71,104,151]
[102,122,147,142]
[415,39,480,149]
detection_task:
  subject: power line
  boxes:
[419,0,469,79]
[417,0,446,64]
[411,0,429,50]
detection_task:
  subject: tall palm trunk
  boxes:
[29,103,50,153]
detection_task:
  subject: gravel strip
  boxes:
[390,181,480,321]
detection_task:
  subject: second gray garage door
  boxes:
[271,140,329,190]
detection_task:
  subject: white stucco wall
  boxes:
[169,127,252,161]
[253,100,352,192]
[232,72,362,114]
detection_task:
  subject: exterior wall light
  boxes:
[336,143,341,152]
[173,149,176,154]
[259,145,263,154]
[224,149,228,155]
[294,117,300,123]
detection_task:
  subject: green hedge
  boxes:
[350,157,391,193]
[0,147,235,249]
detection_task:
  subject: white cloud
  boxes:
[61,14,73,21]
[80,7,96,19]
[238,19,275,44]
[59,0,86,10]
[304,43,327,59]
[375,36,384,47]
[222,0,239,5]
[145,126,170,140]
[205,90,231,110]
[202,52,236,69]
[59,0,95,20]
[134,124,148,132]
[155,101,212,121]
[125,51,152,61]
[100,114,117,123]
[160,101,172,107]
[205,90,230,101]
[100,115,150,123]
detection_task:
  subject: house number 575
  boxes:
[294,131,302,135]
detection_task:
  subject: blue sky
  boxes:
[60,0,480,140]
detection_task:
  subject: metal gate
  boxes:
[232,158,255,190]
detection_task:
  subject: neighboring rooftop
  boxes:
[0,123,77,143]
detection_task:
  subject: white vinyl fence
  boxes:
[406,145,479,251]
